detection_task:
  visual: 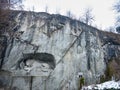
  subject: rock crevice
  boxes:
[0,11,120,90]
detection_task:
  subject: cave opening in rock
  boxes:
[17,53,56,70]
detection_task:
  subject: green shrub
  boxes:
[78,77,85,90]
[100,75,106,83]
[105,64,114,81]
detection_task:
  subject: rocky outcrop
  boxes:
[0,11,120,90]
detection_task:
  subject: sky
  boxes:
[23,0,116,30]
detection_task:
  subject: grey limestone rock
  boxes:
[0,11,120,90]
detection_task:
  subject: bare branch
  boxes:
[80,8,94,25]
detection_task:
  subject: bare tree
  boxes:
[45,5,48,13]
[0,0,23,35]
[114,0,120,23]
[66,10,71,17]
[81,8,94,25]
[114,0,120,13]
[114,0,120,33]
[108,26,116,32]
[55,8,60,14]
[116,26,120,33]
[66,10,76,19]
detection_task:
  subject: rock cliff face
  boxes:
[0,11,120,90]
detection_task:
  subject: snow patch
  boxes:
[82,80,120,90]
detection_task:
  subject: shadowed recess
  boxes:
[17,53,56,69]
